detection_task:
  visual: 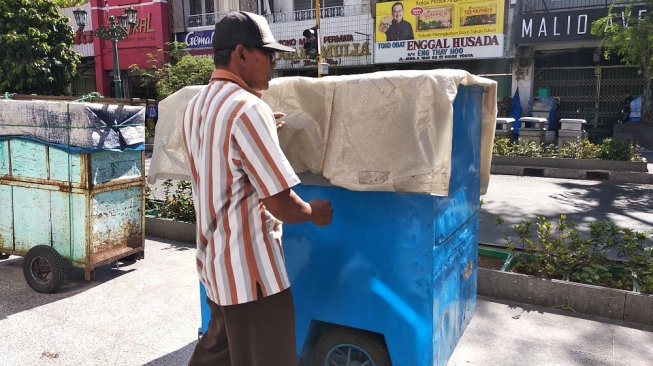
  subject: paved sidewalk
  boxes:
[0,239,199,366]
[2,237,653,366]
[449,298,653,366]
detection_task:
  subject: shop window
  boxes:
[189,0,215,15]
[188,0,216,27]
[129,75,158,100]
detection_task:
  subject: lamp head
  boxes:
[124,6,138,31]
[73,8,87,29]
[118,14,129,29]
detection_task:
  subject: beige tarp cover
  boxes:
[148,69,496,196]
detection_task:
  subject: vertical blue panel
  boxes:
[0,140,9,176]
[91,187,143,256]
[49,147,82,183]
[10,139,48,180]
[432,217,478,366]
[430,87,482,365]
[50,191,87,263]
[199,284,211,333]
[0,185,13,251]
[13,187,52,253]
[91,151,142,185]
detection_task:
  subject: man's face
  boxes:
[392,5,403,22]
[242,47,276,91]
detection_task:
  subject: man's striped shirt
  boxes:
[182,70,300,306]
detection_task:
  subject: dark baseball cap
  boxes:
[213,11,295,52]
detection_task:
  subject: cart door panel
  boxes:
[49,147,83,184]
[13,186,52,253]
[91,187,143,258]
[50,191,88,262]
[0,185,13,251]
[10,139,48,180]
[0,140,9,176]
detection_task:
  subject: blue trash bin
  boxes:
[198,85,483,366]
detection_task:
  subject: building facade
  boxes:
[59,0,649,124]
[513,0,648,130]
[63,0,171,98]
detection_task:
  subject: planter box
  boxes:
[490,155,652,183]
[478,267,653,326]
[491,155,648,172]
[145,216,195,244]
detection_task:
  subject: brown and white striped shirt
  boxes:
[182,70,300,306]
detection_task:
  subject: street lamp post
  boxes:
[73,5,138,98]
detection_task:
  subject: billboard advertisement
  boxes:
[374,0,505,64]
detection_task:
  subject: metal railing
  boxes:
[186,5,370,28]
[187,12,220,28]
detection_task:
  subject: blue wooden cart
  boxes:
[198,85,485,366]
[0,99,145,293]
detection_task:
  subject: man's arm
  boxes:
[262,188,332,226]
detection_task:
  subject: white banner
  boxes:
[375,34,504,64]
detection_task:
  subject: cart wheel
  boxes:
[312,328,391,366]
[23,245,66,294]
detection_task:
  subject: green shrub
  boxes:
[146,180,196,223]
[558,139,600,159]
[598,138,640,161]
[493,138,513,156]
[512,140,545,157]
[505,216,652,292]
[492,137,642,161]
[507,215,594,280]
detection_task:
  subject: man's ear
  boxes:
[233,44,247,62]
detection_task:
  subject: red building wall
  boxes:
[90,0,170,97]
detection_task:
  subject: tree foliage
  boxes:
[591,0,653,122]
[129,42,214,100]
[52,0,87,7]
[0,0,81,95]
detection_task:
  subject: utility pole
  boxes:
[315,0,323,78]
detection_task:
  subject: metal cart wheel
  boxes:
[312,328,391,366]
[23,245,66,294]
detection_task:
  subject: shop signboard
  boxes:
[374,0,505,64]
[175,15,375,70]
[516,5,648,43]
[270,15,373,69]
[176,30,214,50]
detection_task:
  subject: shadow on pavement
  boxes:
[146,235,195,250]
[550,181,653,228]
[0,256,137,320]
[480,179,653,249]
[479,296,653,332]
[144,340,197,366]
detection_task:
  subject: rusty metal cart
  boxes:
[0,97,146,293]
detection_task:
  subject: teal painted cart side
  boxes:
[0,138,145,282]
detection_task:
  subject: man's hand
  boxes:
[274,112,286,130]
[262,189,333,227]
[309,200,333,227]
